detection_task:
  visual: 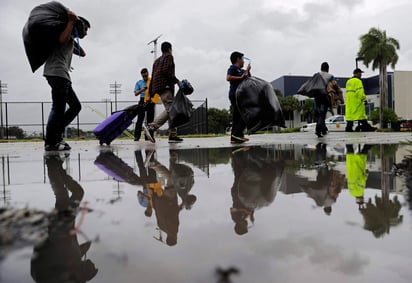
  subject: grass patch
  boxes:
[280,127,301,133]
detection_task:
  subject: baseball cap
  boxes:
[353,68,364,74]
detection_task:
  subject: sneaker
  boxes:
[230,135,248,144]
[45,142,71,151]
[168,136,183,143]
[58,139,71,150]
[315,132,323,138]
[142,124,155,143]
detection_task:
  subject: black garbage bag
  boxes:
[22,1,69,73]
[297,72,327,98]
[235,76,285,134]
[169,90,193,128]
[232,147,284,210]
[170,162,196,209]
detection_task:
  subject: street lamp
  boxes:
[355,56,365,69]
[147,34,162,62]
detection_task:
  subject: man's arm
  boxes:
[134,87,146,96]
[161,55,179,85]
[59,10,77,45]
[357,81,367,104]
[134,81,146,96]
[226,64,251,82]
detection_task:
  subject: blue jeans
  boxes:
[45,76,81,145]
[315,95,328,134]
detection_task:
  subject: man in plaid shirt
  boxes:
[144,42,182,143]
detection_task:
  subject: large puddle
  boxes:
[1,143,412,282]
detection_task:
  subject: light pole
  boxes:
[109,81,121,112]
[147,34,162,62]
[0,80,8,139]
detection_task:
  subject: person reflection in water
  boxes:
[346,144,373,208]
[137,150,196,246]
[135,150,161,218]
[301,143,345,215]
[31,153,98,283]
[230,147,284,235]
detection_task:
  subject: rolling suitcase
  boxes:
[93,104,143,145]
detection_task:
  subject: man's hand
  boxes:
[242,64,251,78]
[67,10,78,22]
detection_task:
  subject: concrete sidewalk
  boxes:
[0,131,411,154]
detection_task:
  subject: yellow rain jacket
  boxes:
[346,153,367,198]
[143,78,161,104]
[345,77,367,121]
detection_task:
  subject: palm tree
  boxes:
[358,27,400,128]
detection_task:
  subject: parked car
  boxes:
[301,115,375,132]
[301,115,347,132]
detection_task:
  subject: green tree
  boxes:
[279,96,301,126]
[358,27,400,128]
[274,88,283,97]
[66,127,87,138]
[369,108,399,126]
[301,99,315,123]
[1,126,25,139]
[207,108,231,134]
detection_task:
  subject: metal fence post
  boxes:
[77,115,80,138]
[41,102,45,140]
[5,103,8,140]
[205,98,208,134]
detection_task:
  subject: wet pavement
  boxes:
[1,132,412,283]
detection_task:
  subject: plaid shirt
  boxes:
[150,53,178,96]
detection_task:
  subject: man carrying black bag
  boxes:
[42,8,90,151]
[143,42,184,144]
[226,51,251,144]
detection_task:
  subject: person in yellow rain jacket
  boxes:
[346,144,373,207]
[133,68,161,141]
[345,68,376,132]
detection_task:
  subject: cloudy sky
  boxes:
[1,0,412,109]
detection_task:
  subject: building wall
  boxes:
[394,71,412,119]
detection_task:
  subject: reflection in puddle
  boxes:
[230,146,283,235]
[94,149,197,246]
[300,143,345,215]
[1,143,411,282]
[30,153,98,282]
